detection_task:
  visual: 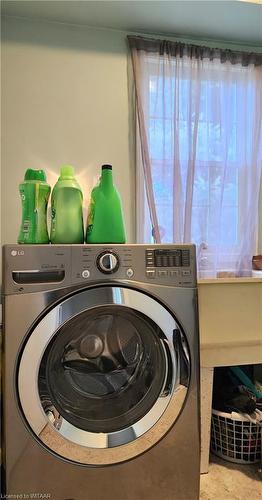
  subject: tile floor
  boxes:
[200,455,262,499]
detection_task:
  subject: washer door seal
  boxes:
[17,285,190,466]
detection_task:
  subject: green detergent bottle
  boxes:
[86,164,126,243]
[50,165,84,244]
[18,169,50,244]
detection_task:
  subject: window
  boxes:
[130,41,262,276]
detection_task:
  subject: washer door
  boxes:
[17,286,190,466]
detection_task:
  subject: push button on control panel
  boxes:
[146,270,156,278]
[146,250,155,267]
[126,268,134,278]
[170,270,179,277]
[158,270,168,277]
[82,270,90,279]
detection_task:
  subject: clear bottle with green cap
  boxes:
[50,165,84,244]
[18,168,50,244]
[86,164,126,243]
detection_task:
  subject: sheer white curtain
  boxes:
[129,37,262,277]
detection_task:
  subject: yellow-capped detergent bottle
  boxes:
[86,165,126,243]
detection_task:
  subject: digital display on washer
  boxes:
[146,249,190,267]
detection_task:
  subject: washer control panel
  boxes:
[71,244,196,286]
[144,247,194,284]
[3,244,197,294]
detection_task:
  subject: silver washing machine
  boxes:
[2,244,200,500]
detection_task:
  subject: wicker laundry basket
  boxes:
[211,409,261,464]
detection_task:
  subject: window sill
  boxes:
[198,277,262,284]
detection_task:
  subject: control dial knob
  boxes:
[97,252,119,274]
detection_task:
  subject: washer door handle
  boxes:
[173,329,190,388]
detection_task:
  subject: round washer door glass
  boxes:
[18,286,190,466]
[39,305,167,433]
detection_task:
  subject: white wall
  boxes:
[1,17,135,250]
[2,16,262,259]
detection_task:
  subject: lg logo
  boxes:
[11,250,25,256]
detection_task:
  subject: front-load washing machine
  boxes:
[2,244,200,500]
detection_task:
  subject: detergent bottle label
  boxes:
[86,195,95,235]
[51,206,56,236]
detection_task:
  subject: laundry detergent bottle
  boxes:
[18,169,50,244]
[50,165,84,244]
[86,164,126,244]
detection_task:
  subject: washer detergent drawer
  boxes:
[17,286,190,466]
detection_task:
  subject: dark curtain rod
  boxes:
[128,35,262,67]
